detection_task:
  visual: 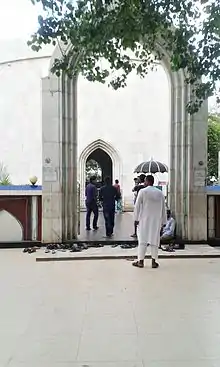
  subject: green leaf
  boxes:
[28,0,220,114]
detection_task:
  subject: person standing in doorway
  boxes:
[131,174,146,238]
[114,179,122,213]
[85,176,99,231]
[132,175,167,268]
[132,177,139,204]
[99,177,119,238]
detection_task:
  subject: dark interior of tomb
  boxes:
[86,148,113,187]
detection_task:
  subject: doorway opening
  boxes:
[86,148,113,189]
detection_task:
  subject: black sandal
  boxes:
[132,261,144,268]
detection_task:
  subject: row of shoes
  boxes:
[44,242,104,254]
[23,242,106,255]
[44,243,88,254]
[111,243,137,249]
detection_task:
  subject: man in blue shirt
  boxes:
[85,176,99,231]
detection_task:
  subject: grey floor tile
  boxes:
[142,361,217,367]
[0,335,22,366]
[12,334,80,363]
[8,363,143,367]
[200,333,220,359]
[74,363,144,367]
[77,332,139,361]
[24,311,85,337]
[137,333,206,361]
[1,254,220,366]
[82,312,137,334]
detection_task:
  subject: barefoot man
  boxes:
[132,175,167,269]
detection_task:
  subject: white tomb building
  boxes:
[0,38,169,209]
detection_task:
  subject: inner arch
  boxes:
[86,148,113,186]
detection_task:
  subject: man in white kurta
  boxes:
[132,175,167,268]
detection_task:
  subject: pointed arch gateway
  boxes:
[41,40,208,242]
[78,139,122,207]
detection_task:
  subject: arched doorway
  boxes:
[79,139,121,208]
[86,148,113,187]
[41,42,208,242]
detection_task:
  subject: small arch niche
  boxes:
[0,210,23,241]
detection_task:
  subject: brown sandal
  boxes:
[132,261,144,268]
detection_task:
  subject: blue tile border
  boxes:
[0,185,42,191]
[0,184,219,193]
[206,185,220,192]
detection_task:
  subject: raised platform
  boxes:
[0,212,219,248]
[34,245,220,262]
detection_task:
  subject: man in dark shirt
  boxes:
[85,176,99,231]
[131,174,146,238]
[99,176,119,238]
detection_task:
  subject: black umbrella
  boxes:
[134,159,168,174]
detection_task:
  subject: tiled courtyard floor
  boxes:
[1,250,220,366]
[79,211,135,241]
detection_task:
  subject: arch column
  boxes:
[41,74,78,242]
[159,44,207,241]
[169,73,207,240]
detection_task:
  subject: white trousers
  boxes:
[138,242,158,261]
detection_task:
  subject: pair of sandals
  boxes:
[23,246,39,254]
[121,244,137,249]
[92,243,104,248]
[132,260,159,268]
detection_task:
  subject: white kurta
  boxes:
[134,186,167,247]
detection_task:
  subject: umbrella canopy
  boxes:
[134,159,168,174]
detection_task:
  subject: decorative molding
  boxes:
[78,139,122,207]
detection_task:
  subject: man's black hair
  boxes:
[89,175,96,183]
[145,174,154,186]
[115,179,119,184]
[138,174,146,183]
[104,176,111,185]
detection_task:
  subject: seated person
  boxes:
[160,210,176,250]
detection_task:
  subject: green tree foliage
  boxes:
[28,0,220,114]
[0,163,12,185]
[208,113,220,180]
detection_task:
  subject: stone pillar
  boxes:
[218,151,220,182]
[186,99,207,240]
[41,74,77,243]
[169,72,185,237]
[207,195,215,238]
[31,196,38,241]
[169,70,207,241]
